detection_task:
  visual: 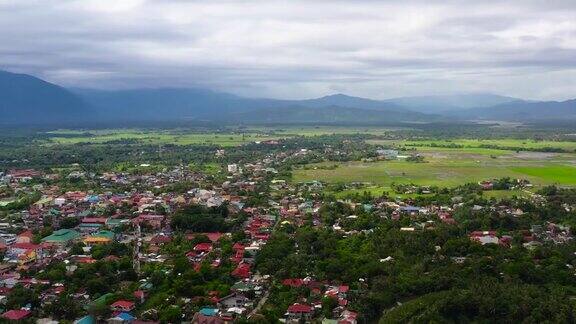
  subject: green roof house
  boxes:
[41,229,80,245]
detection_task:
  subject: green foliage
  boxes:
[171,204,229,232]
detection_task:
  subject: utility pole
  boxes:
[134,223,141,274]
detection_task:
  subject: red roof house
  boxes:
[2,309,31,320]
[110,300,135,312]
[194,243,213,253]
[231,263,251,278]
[282,278,304,288]
[288,303,312,313]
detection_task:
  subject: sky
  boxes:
[1,0,575,100]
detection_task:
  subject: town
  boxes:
[0,128,575,323]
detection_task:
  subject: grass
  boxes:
[510,166,576,185]
[45,126,406,146]
[369,138,576,152]
[45,129,285,146]
[294,147,576,188]
[259,126,405,136]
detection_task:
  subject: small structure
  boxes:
[110,300,136,312]
[2,309,32,321]
[286,303,313,322]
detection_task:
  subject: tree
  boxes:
[159,305,182,322]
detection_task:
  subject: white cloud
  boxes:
[0,0,575,100]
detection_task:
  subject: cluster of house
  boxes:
[0,138,571,324]
[281,278,357,323]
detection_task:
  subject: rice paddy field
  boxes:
[43,126,404,146]
[293,148,576,190]
[44,129,284,146]
[367,138,576,152]
[43,127,576,190]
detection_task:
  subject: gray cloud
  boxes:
[0,0,575,100]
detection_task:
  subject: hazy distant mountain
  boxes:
[72,88,278,121]
[74,89,424,122]
[226,105,438,124]
[0,70,89,124]
[456,99,576,121]
[1,69,574,125]
[296,93,407,111]
[383,93,522,113]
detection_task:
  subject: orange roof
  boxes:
[18,230,33,238]
[83,237,111,243]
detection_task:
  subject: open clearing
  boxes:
[45,129,284,146]
[368,138,576,152]
[294,148,576,188]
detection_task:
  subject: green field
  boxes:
[368,138,576,152]
[256,125,405,136]
[45,129,285,146]
[294,147,576,189]
[510,165,576,185]
[45,126,407,146]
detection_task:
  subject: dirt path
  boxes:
[248,284,270,318]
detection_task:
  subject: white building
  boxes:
[227,164,239,173]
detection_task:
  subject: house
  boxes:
[469,231,499,245]
[132,214,165,230]
[149,234,171,245]
[74,315,96,324]
[286,303,313,322]
[227,164,239,173]
[2,309,32,320]
[110,300,136,312]
[41,229,80,246]
[282,278,304,288]
[83,230,114,246]
[0,233,17,246]
[186,232,223,243]
[108,312,136,323]
[134,290,146,303]
[15,230,33,244]
[376,149,398,160]
[217,292,250,309]
[194,242,213,254]
[7,242,43,265]
[231,263,251,279]
[79,217,107,232]
[192,313,227,324]
[399,206,422,214]
[338,310,358,324]
[8,169,41,181]
[479,181,494,190]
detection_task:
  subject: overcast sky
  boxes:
[1,0,575,100]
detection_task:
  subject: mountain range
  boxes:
[1,69,575,125]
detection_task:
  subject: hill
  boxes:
[226,105,437,124]
[0,70,89,125]
[74,90,432,123]
[384,93,521,113]
[456,99,576,121]
[1,69,574,125]
[72,88,270,121]
[296,93,407,111]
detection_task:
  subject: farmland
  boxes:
[45,129,284,146]
[43,126,408,146]
[367,138,576,152]
[27,127,576,191]
[293,147,576,190]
